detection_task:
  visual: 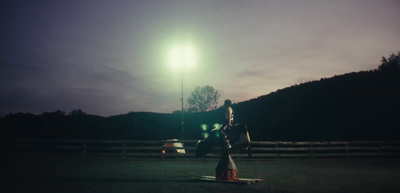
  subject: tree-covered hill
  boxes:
[234,70,399,141]
[233,53,400,141]
[1,53,399,141]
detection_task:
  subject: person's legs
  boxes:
[221,125,231,149]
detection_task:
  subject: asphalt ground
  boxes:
[1,155,400,193]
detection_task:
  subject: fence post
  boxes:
[275,141,279,159]
[310,142,314,158]
[345,142,349,158]
[122,141,126,158]
[247,142,252,157]
[160,141,164,160]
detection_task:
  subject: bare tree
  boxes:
[187,85,221,112]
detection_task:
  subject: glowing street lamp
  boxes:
[169,45,197,139]
[169,46,197,72]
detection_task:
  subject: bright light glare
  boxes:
[202,132,209,139]
[213,123,221,130]
[200,124,208,131]
[169,45,197,72]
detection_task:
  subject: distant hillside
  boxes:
[234,69,400,141]
[0,110,222,140]
[230,53,400,141]
[1,54,399,141]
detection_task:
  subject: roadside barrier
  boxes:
[1,139,399,159]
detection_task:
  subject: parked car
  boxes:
[162,139,186,154]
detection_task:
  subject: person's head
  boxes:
[223,99,232,108]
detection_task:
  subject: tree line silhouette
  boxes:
[1,53,399,141]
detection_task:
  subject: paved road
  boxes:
[1,155,400,193]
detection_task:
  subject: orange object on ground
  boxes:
[215,151,239,181]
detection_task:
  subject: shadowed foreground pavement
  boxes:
[1,155,400,193]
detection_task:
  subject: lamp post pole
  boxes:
[181,73,184,140]
[169,45,196,140]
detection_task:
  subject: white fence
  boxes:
[1,139,400,159]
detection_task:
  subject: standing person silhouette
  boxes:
[221,99,234,149]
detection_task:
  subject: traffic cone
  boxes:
[215,151,238,181]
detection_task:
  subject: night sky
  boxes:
[1,0,399,116]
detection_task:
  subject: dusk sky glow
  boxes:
[1,0,399,117]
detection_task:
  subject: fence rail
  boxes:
[1,139,400,159]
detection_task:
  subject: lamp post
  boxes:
[169,46,196,140]
[180,72,184,139]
